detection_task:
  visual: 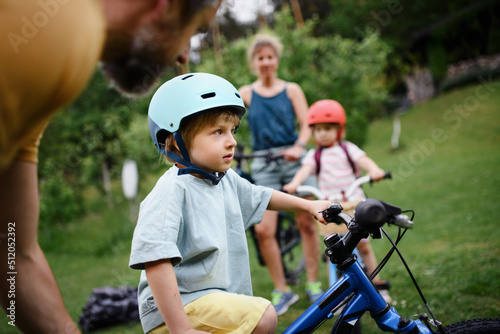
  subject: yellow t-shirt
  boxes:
[0,0,106,172]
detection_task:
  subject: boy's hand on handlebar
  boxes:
[309,200,332,224]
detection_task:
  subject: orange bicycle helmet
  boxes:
[308,99,346,139]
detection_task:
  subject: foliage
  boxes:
[38,167,84,227]
[38,70,160,224]
[283,0,499,62]
[263,0,500,89]
[194,6,392,147]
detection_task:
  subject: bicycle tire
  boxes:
[441,318,500,334]
[277,211,306,284]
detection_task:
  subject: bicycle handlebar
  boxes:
[294,185,325,199]
[233,151,284,165]
[322,198,413,231]
[343,171,392,199]
[295,171,392,201]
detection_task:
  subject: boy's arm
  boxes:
[267,190,330,224]
[356,155,385,180]
[283,164,314,194]
[145,259,209,334]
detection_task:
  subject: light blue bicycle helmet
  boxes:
[148,72,246,185]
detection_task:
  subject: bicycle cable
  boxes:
[368,210,413,280]
[375,210,442,332]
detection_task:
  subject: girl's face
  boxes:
[189,119,238,174]
[251,45,279,79]
[312,123,340,147]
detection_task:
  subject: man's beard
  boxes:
[100,25,177,98]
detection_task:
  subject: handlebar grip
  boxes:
[354,199,387,229]
[371,171,391,183]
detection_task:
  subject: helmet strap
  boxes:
[166,132,225,185]
[174,132,191,163]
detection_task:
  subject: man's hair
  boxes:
[164,108,240,163]
[181,0,220,25]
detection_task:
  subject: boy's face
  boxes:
[312,123,339,147]
[189,118,238,174]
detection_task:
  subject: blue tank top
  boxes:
[248,87,298,151]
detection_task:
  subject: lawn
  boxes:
[2,80,499,333]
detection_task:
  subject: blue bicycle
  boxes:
[283,199,500,334]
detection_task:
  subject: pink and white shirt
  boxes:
[303,142,366,201]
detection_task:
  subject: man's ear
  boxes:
[148,0,169,20]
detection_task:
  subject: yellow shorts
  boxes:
[148,292,271,334]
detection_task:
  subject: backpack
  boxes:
[314,141,359,177]
[78,286,140,332]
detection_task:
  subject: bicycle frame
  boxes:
[284,259,431,333]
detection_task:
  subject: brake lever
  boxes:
[321,203,352,225]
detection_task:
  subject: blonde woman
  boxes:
[239,34,323,315]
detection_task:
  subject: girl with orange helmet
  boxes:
[284,99,392,302]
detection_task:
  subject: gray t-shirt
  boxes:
[129,166,273,333]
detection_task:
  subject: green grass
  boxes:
[2,80,499,333]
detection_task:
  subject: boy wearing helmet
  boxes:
[129,73,332,334]
[283,99,391,301]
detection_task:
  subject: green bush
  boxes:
[39,168,84,227]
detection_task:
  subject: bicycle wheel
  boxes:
[277,211,306,285]
[442,318,500,334]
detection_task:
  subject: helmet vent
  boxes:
[235,92,241,98]
[201,92,216,99]
[181,74,194,80]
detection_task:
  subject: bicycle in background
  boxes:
[233,146,306,285]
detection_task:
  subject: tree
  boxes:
[267,0,500,86]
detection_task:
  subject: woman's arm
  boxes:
[238,85,252,107]
[267,190,330,223]
[283,82,311,161]
[145,259,209,334]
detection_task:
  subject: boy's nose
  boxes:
[228,135,237,147]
